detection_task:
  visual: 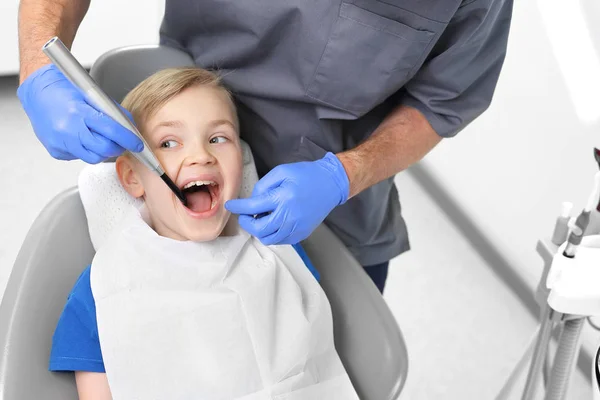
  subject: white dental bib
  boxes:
[90,204,358,400]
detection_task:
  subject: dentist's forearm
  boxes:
[337,105,442,199]
[18,0,91,84]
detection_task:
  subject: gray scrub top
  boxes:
[159,0,514,266]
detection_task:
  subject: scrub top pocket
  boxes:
[306,2,435,116]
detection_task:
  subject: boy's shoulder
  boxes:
[49,264,104,373]
[66,264,95,312]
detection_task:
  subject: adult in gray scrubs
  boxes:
[17,0,513,293]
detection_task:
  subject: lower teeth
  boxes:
[210,199,216,209]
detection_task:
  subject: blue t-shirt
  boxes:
[49,243,319,373]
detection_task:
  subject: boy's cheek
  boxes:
[141,173,171,200]
[223,154,243,193]
[162,162,181,179]
[153,152,180,175]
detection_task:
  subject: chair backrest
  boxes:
[91,44,195,103]
[0,45,408,400]
[0,188,93,399]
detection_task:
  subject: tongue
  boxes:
[186,191,212,213]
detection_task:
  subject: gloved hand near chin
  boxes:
[17,63,143,164]
[225,152,350,245]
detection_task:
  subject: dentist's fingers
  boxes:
[260,232,290,246]
[79,127,126,159]
[225,192,278,216]
[83,104,144,153]
[48,148,77,161]
[239,208,295,246]
[258,216,294,246]
[237,214,279,239]
[64,134,105,164]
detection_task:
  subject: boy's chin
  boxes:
[183,221,229,242]
[185,229,222,242]
[187,234,219,242]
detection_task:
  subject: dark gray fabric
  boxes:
[399,0,514,137]
[159,0,513,265]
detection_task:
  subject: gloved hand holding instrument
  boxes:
[17,45,143,164]
[17,36,187,205]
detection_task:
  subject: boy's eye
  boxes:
[210,136,228,144]
[161,140,179,149]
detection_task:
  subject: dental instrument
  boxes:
[552,202,573,246]
[41,36,187,206]
[563,173,600,258]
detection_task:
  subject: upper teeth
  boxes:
[183,180,216,189]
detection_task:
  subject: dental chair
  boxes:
[0,45,408,400]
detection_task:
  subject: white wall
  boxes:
[419,0,600,362]
[0,0,165,76]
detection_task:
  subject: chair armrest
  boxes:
[302,224,408,400]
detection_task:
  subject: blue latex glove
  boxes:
[17,64,143,164]
[225,152,350,245]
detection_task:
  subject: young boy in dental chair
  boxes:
[49,67,359,399]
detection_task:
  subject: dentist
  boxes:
[17,0,514,293]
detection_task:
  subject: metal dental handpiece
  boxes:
[41,36,187,206]
[563,172,600,258]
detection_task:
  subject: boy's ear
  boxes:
[115,155,145,198]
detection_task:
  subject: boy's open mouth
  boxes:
[180,180,220,214]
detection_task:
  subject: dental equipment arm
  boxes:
[41,37,187,206]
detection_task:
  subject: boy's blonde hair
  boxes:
[121,67,237,135]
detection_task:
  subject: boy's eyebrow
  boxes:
[150,119,235,134]
[208,119,236,129]
[151,120,185,132]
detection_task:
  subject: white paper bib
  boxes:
[90,205,359,400]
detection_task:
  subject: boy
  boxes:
[50,67,358,399]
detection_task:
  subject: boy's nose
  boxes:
[183,142,216,166]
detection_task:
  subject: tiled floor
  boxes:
[0,75,591,398]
